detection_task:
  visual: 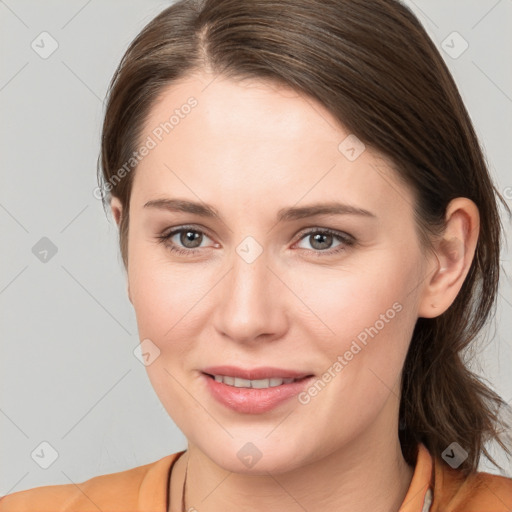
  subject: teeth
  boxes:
[212,375,297,388]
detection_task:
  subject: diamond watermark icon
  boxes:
[441,441,468,469]
[31,441,59,469]
[133,338,161,366]
[31,31,59,59]
[236,236,263,264]
[237,442,263,468]
[338,134,366,161]
[441,31,468,59]
[32,237,58,263]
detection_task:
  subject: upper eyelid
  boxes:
[164,225,215,242]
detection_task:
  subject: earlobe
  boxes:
[417,198,480,319]
[110,197,123,227]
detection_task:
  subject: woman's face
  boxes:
[118,71,434,473]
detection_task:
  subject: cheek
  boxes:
[297,254,414,339]
[129,261,207,342]
[291,251,419,388]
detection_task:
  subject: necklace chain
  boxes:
[181,453,189,512]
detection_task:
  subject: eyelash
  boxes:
[156,224,355,258]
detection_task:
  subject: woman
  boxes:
[1,0,511,510]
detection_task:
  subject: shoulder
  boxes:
[434,458,512,511]
[0,452,182,512]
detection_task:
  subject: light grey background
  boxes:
[1,0,511,495]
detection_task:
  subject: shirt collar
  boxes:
[399,443,434,512]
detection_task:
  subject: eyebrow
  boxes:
[143,198,377,222]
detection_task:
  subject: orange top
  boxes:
[1,443,511,511]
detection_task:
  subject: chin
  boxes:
[201,439,310,475]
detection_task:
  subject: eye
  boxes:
[294,228,355,256]
[156,225,216,256]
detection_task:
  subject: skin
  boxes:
[110,70,479,512]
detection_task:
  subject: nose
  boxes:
[211,243,289,345]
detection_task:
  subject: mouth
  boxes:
[202,372,313,389]
[201,365,314,414]
[201,369,316,414]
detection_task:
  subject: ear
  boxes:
[417,197,480,318]
[110,196,123,227]
[110,196,132,304]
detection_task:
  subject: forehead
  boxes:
[132,71,414,222]
[142,71,344,148]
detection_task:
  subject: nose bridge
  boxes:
[229,236,272,315]
[214,235,286,341]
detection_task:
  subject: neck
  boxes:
[169,431,414,512]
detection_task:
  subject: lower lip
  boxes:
[202,373,314,414]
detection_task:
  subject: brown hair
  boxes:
[98,0,512,474]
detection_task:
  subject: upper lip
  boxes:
[202,365,313,380]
